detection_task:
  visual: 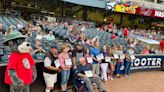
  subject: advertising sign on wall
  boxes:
[119,55,164,72]
[106,2,164,19]
[130,55,162,70]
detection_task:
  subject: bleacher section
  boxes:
[0,16,146,63]
[0,16,27,30]
[46,25,144,54]
[0,16,27,63]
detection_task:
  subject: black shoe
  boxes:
[100,90,107,92]
[61,91,67,92]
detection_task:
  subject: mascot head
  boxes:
[3,30,32,53]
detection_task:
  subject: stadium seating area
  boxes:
[0,16,27,63]
[45,24,144,54]
[0,15,162,63]
[0,16,26,30]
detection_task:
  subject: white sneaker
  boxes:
[108,76,114,80]
[108,76,111,80]
[125,74,128,77]
[110,77,114,80]
[92,83,96,86]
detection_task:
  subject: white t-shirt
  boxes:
[17,24,23,29]
[44,57,51,67]
[36,35,45,40]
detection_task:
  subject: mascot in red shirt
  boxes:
[3,31,37,92]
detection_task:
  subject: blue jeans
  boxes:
[124,60,132,75]
[61,70,70,85]
[115,62,122,74]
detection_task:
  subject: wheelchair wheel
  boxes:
[72,86,78,92]
[72,85,87,92]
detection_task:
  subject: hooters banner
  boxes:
[119,54,164,73]
[106,1,164,19]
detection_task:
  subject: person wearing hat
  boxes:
[43,45,60,92]
[124,44,135,77]
[3,30,37,92]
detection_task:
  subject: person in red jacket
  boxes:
[160,38,164,52]
[108,23,113,30]
[123,27,129,38]
[111,32,116,40]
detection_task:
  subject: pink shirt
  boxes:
[142,49,149,54]
[84,54,91,59]
[59,52,70,70]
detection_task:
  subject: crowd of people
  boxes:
[43,40,137,92]
[31,17,164,92]
[98,23,163,41]
[0,15,164,92]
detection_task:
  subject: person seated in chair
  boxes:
[32,39,46,54]
[76,57,106,92]
[45,31,55,41]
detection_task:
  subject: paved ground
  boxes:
[54,71,164,92]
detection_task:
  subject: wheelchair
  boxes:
[73,70,100,92]
[73,70,87,92]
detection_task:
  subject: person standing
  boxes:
[43,45,60,92]
[100,45,109,82]
[90,41,101,76]
[59,45,72,92]
[124,45,135,77]
[115,45,124,78]
[108,45,117,80]
[72,42,84,70]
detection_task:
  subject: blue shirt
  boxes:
[90,47,100,64]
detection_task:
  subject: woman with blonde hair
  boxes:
[59,45,72,92]
[108,45,117,80]
[124,44,135,77]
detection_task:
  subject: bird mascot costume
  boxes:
[3,30,37,92]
